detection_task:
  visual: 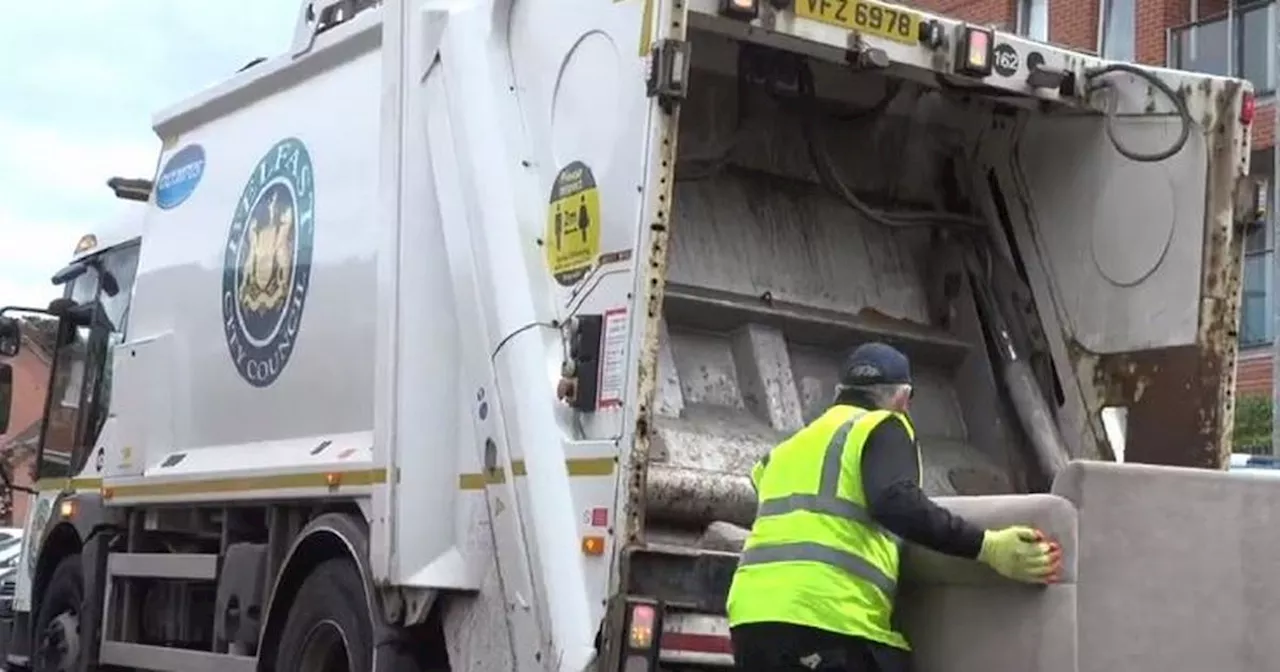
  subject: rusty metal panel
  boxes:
[1012,78,1250,470]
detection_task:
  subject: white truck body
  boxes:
[0,0,1260,670]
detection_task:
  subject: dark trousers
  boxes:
[730,622,911,672]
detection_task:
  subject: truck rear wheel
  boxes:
[32,556,82,672]
[276,557,373,672]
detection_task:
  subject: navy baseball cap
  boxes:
[839,342,912,387]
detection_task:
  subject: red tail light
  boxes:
[1241,92,1256,126]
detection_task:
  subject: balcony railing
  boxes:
[1168,1,1276,95]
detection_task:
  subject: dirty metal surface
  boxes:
[640,60,1034,528]
[626,544,738,614]
[1091,345,1227,468]
[1006,69,1248,470]
[1083,85,1245,470]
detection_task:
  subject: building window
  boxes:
[1241,175,1274,349]
[1018,0,1049,40]
[1168,4,1277,95]
[1099,0,1136,61]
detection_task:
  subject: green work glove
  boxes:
[977,526,1061,584]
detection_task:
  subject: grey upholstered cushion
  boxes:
[896,493,1079,672]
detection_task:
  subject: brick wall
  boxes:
[1,344,52,449]
[1255,103,1275,149]
[907,0,1016,26]
[1051,0,1100,49]
[1135,0,1191,64]
[1238,348,1273,397]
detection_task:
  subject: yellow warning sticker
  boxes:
[545,161,602,287]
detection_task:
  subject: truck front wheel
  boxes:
[276,557,374,671]
[31,556,82,672]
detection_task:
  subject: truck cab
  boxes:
[0,204,143,671]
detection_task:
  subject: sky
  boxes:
[0,1,302,309]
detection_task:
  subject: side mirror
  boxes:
[0,362,11,436]
[50,261,88,287]
[0,318,18,358]
[46,297,76,318]
[0,308,64,359]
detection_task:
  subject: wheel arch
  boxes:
[257,510,376,671]
[31,521,81,615]
[27,520,81,663]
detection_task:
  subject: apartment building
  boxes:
[910,0,1277,401]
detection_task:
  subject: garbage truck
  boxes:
[0,0,1266,670]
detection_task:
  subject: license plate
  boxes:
[794,0,921,46]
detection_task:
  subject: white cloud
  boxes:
[0,208,84,308]
[0,1,299,308]
[0,118,159,201]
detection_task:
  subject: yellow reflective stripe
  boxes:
[818,414,862,498]
[738,541,897,597]
[754,410,902,545]
[756,493,877,526]
[457,457,615,490]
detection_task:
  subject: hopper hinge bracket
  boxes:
[647,39,691,114]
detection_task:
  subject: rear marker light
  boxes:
[1241,92,1256,125]
[720,0,758,19]
[74,234,98,255]
[955,25,995,78]
[629,605,656,649]
[582,535,605,556]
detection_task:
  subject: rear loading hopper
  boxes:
[616,6,1251,667]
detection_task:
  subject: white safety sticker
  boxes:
[597,307,629,408]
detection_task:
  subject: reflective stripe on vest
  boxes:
[739,411,901,598]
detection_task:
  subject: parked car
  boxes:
[1229,453,1280,474]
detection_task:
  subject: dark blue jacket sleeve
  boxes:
[860,417,985,559]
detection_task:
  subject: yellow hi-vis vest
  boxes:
[725,404,920,650]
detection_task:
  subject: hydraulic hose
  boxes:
[793,58,985,229]
[1084,62,1193,163]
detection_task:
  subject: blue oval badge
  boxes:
[221,138,315,388]
[154,144,206,210]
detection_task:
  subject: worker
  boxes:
[726,341,1062,672]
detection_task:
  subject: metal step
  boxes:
[626,543,739,614]
[107,553,219,581]
[664,283,971,367]
[99,641,255,672]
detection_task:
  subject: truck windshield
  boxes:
[96,245,140,334]
[37,242,140,481]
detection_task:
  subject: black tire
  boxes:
[276,558,374,672]
[31,556,83,672]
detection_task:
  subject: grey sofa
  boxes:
[899,459,1280,672]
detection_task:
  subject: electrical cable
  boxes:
[676,47,755,181]
[791,57,985,228]
[491,321,559,361]
[1084,62,1192,163]
[677,46,905,182]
